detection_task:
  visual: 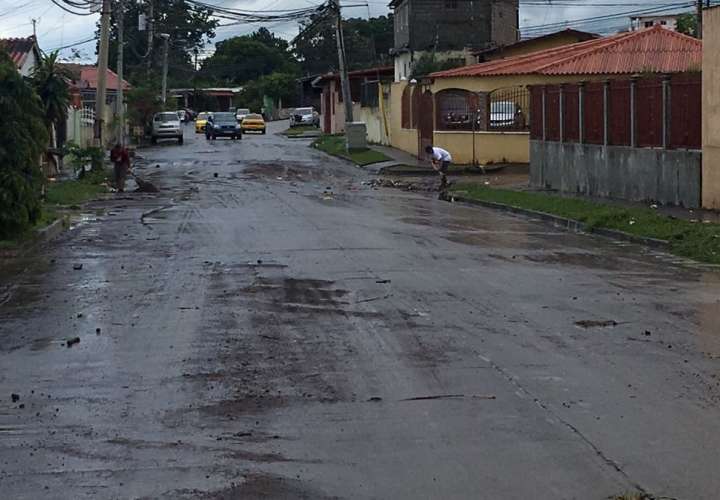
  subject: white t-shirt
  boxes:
[431,147,452,163]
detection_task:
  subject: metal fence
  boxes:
[529,74,701,150]
[487,86,530,131]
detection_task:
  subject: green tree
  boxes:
[294,15,394,75]
[126,82,163,136]
[410,53,465,79]
[31,51,70,148]
[107,0,218,87]
[0,50,48,238]
[200,32,297,85]
[676,13,698,37]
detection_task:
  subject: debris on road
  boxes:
[72,263,83,271]
[376,279,391,284]
[574,320,619,328]
[66,337,81,348]
[11,393,19,402]
[400,394,496,401]
[367,396,383,402]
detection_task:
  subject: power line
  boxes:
[521,1,694,33]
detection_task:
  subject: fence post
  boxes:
[662,75,670,149]
[578,82,584,144]
[630,77,637,148]
[559,85,564,143]
[603,80,609,146]
[541,86,546,141]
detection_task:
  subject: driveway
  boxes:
[1,121,719,499]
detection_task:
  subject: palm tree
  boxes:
[31,51,70,148]
[31,51,71,175]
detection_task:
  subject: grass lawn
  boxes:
[312,135,390,166]
[46,168,109,207]
[284,125,320,136]
[451,183,720,265]
[0,168,109,248]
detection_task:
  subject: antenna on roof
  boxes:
[31,18,37,38]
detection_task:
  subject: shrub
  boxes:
[0,51,49,238]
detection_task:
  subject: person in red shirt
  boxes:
[110,143,130,192]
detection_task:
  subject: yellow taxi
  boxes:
[195,112,212,133]
[240,113,266,134]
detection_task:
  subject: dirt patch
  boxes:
[575,319,619,328]
[149,473,339,500]
[241,163,330,182]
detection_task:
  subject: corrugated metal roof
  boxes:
[0,36,36,69]
[431,26,702,78]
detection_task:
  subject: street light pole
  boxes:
[160,33,170,105]
[117,0,125,145]
[330,0,353,123]
[95,0,111,146]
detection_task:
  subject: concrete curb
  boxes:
[452,196,670,250]
[0,215,70,259]
[34,216,70,245]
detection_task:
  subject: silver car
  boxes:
[151,112,184,144]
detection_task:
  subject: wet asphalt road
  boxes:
[2,121,720,499]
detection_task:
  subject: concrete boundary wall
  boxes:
[530,141,701,208]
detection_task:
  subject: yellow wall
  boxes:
[389,81,419,157]
[433,131,530,164]
[703,7,720,209]
[484,34,592,62]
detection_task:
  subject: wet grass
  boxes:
[0,207,62,249]
[284,125,319,136]
[312,135,391,166]
[45,168,109,207]
[451,183,720,265]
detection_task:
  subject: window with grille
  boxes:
[436,89,474,131]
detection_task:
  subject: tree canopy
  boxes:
[200,29,297,85]
[676,13,698,37]
[0,50,48,238]
[294,15,394,75]
[107,0,218,86]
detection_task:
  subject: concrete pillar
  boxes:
[559,85,564,143]
[578,82,584,144]
[662,76,670,149]
[541,86,546,141]
[630,77,637,148]
[603,80,609,146]
[702,6,720,209]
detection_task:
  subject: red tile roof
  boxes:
[0,36,37,69]
[432,26,702,79]
[474,29,599,58]
[59,63,131,91]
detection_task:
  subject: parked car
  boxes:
[290,107,319,127]
[235,108,251,122]
[490,101,524,129]
[205,112,241,140]
[195,112,212,133]
[240,113,266,134]
[151,112,183,144]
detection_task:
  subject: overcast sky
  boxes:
[0,0,695,63]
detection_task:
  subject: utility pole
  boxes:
[31,18,36,38]
[331,0,353,123]
[117,0,125,145]
[697,0,703,39]
[95,0,111,146]
[146,0,154,76]
[160,33,170,105]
